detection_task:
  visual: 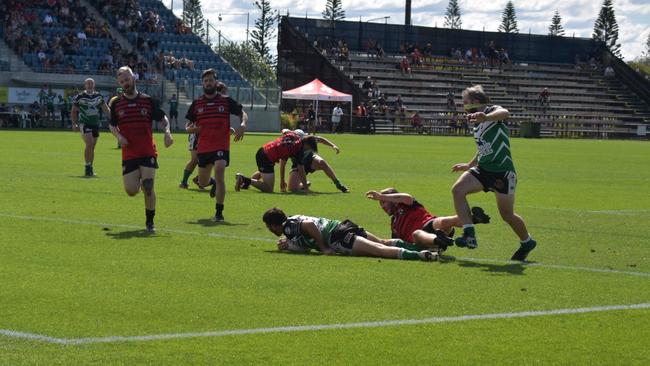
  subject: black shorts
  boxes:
[169,110,178,118]
[122,156,158,175]
[330,219,368,255]
[188,133,198,151]
[81,124,99,138]
[469,166,517,195]
[291,151,316,174]
[198,150,230,168]
[256,147,275,174]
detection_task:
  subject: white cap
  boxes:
[281,128,290,134]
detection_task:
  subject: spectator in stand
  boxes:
[411,47,423,67]
[43,12,54,27]
[400,56,411,76]
[411,111,424,134]
[85,20,97,37]
[331,104,344,133]
[465,48,472,64]
[500,48,510,65]
[423,43,433,62]
[376,42,385,58]
[447,90,456,110]
[100,22,111,38]
[377,94,389,115]
[362,76,372,91]
[394,95,406,115]
[367,38,377,58]
[604,65,615,78]
[538,88,550,106]
[339,41,350,61]
[453,48,462,62]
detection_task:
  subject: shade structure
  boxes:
[281,79,352,103]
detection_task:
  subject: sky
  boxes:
[166,0,650,61]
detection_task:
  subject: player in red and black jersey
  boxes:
[365,188,490,253]
[185,69,247,221]
[235,131,308,193]
[108,66,174,232]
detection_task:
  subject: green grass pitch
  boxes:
[0,130,649,365]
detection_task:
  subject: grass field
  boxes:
[1,130,649,365]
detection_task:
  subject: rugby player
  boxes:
[185,69,247,221]
[451,85,536,261]
[108,66,174,232]
[235,131,307,193]
[366,188,490,253]
[71,78,110,176]
[263,207,436,261]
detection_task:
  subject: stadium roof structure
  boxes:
[282,79,352,103]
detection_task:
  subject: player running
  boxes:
[366,188,490,253]
[263,207,436,261]
[278,129,349,193]
[451,85,536,261]
[185,69,247,221]
[235,131,308,193]
[71,78,110,177]
[108,66,174,232]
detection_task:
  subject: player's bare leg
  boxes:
[451,172,483,248]
[311,156,348,192]
[139,167,157,232]
[238,172,274,193]
[496,192,537,261]
[81,132,96,176]
[351,236,436,261]
[213,160,227,221]
[180,151,198,189]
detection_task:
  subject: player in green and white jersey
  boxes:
[262,207,436,261]
[71,78,110,177]
[450,85,536,261]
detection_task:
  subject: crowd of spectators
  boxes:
[313,38,350,62]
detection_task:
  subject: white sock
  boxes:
[521,235,532,244]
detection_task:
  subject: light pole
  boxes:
[365,16,390,24]
[218,13,250,43]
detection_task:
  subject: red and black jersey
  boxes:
[391,200,436,242]
[262,132,304,163]
[109,93,165,161]
[186,94,243,154]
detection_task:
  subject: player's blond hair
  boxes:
[116,66,134,78]
[380,188,398,194]
[462,85,490,104]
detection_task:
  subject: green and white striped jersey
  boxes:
[472,105,515,172]
[282,215,340,251]
[73,92,106,126]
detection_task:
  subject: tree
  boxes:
[322,0,345,22]
[182,0,206,39]
[443,0,462,29]
[251,0,279,67]
[217,41,276,87]
[548,10,565,37]
[644,31,650,58]
[592,0,621,57]
[498,1,519,34]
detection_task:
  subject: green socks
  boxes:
[181,169,192,184]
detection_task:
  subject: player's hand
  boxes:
[233,125,245,142]
[164,132,173,148]
[280,181,287,192]
[118,135,128,146]
[72,124,79,132]
[277,238,289,251]
[365,190,381,200]
[332,145,340,154]
[467,112,486,123]
[451,163,470,172]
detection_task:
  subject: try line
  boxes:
[1,303,649,345]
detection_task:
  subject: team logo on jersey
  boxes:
[140,108,149,116]
[218,106,225,113]
[217,151,224,157]
[198,108,204,114]
[118,110,125,117]
[476,138,493,158]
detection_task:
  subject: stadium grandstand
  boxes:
[278,16,650,139]
[0,0,278,131]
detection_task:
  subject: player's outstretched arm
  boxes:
[300,220,334,255]
[314,136,339,153]
[451,154,478,172]
[365,191,414,205]
[185,121,200,133]
[279,159,288,192]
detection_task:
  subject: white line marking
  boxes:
[2,303,649,345]
[1,212,648,277]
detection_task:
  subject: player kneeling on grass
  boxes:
[278,129,349,193]
[263,207,436,261]
[451,85,536,261]
[366,188,490,253]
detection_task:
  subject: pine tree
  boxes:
[548,10,565,37]
[498,1,519,34]
[645,32,650,58]
[251,0,279,67]
[443,0,462,29]
[322,0,345,22]
[593,0,621,57]
[182,0,206,39]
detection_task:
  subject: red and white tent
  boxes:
[281,79,353,121]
